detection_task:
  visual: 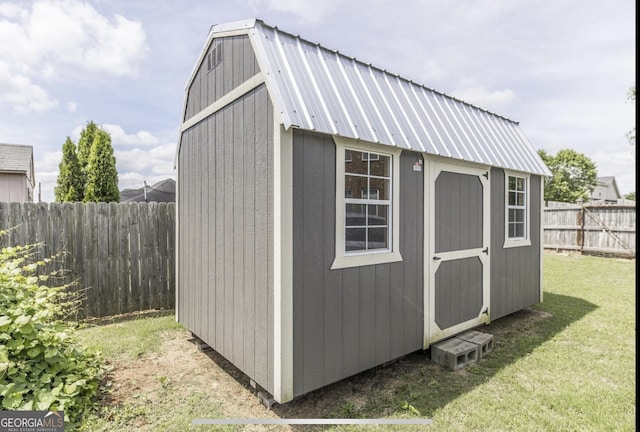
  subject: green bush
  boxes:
[0,240,104,428]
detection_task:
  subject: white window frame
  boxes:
[504,170,531,248]
[332,137,402,269]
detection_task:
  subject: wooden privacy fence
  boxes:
[543,202,636,258]
[0,202,176,318]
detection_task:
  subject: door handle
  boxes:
[433,256,441,261]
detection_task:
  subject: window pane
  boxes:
[345,150,367,175]
[345,175,367,198]
[508,191,516,206]
[508,209,516,223]
[508,176,516,190]
[368,205,388,225]
[516,177,525,191]
[346,228,366,251]
[368,227,388,250]
[346,204,366,226]
[370,178,390,199]
[515,209,525,223]
[515,222,525,238]
[516,191,525,206]
[370,154,390,177]
[361,189,379,199]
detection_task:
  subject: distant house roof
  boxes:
[0,143,35,186]
[120,178,175,202]
[182,18,550,176]
[591,176,622,202]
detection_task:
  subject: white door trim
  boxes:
[423,157,491,348]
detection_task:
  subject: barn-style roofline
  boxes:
[180,18,551,176]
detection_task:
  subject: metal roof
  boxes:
[205,19,550,176]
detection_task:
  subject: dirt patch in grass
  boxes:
[90,306,556,429]
[99,334,276,421]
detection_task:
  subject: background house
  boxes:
[0,143,35,202]
[120,178,175,202]
[590,176,622,204]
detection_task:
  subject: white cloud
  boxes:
[0,0,148,112]
[0,61,58,112]
[450,85,516,113]
[102,124,159,147]
[253,0,345,24]
[66,101,78,113]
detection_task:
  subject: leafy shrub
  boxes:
[0,240,104,428]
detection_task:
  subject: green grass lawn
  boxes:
[78,253,636,431]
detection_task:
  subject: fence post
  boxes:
[577,199,585,254]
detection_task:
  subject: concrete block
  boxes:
[457,329,494,358]
[430,337,479,371]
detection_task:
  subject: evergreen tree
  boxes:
[77,121,99,181]
[84,129,120,203]
[54,137,83,202]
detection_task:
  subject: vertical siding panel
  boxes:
[232,97,245,368]
[323,134,342,386]
[203,120,214,351]
[223,38,234,97]
[223,105,235,361]
[215,113,225,347]
[199,124,210,344]
[341,268,360,378]
[233,36,244,91]
[243,36,257,79]
[190,132,201,336]
[302,131,325,393]
[243,92,256,379]
[359,267,376,371]
[374,264,391,364]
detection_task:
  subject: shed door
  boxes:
[426,161,490,345]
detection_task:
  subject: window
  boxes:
[345,151,390,252]
[504,171,531,248]
[332,137,402,269]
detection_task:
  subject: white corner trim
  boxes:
[331,136,403,270]
[180,73,265,132]
[273,124,294,403]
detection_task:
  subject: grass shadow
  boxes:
[257,292,598,430]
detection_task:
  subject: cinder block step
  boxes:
[456,329,494,358]
[431,337,479,371]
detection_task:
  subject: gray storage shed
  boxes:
[175,18,551,404]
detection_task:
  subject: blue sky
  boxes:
[0,0,635,202]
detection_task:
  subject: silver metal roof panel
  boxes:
[206,19,550,176]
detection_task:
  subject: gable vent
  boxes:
[207,43,223,71]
